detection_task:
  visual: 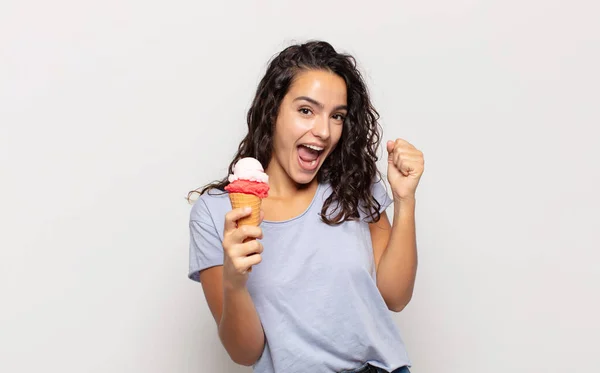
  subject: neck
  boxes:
[265,161,317,199]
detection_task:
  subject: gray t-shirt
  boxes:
[188,179,411,373]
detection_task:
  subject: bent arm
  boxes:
[370,199,418,312]
[200,266,265,366]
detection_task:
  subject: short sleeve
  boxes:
[372,176,393,213]
[360,176,394,222]
[188,199,224,282]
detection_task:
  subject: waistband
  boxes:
[341,363,410,373]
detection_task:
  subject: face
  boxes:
[268,69,348,186]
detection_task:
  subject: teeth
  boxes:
[303,144,324,152]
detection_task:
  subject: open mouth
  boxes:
[297,144,325,171]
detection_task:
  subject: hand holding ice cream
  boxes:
[223,157,269,274]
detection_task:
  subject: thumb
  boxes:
[386,140,395,161]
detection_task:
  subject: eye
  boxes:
[333,113,346,121]
[299,108,313,116]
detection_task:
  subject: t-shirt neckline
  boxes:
[262,183,322,225]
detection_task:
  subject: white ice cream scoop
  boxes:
[228,157,269,183]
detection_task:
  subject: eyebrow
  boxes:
[293,96,348,111]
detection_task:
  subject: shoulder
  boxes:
[371,175,392,205]
[364,175,394,220]
[189,188,231,229]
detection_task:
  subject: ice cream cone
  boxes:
[225,158,269,274]
[228,192,262,273]
[228,193,262,227]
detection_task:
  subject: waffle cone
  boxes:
[229,193,262,227]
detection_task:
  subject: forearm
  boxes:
[376,198,418,312]
[219,284,265,366]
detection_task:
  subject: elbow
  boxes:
[223,345,261,367]
[387,294,412,313]
[218,332,262,367]
[224,344,261,366]
[231,355,257,367]
[222,339,262,367]
[388,303,407,313]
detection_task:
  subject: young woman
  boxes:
[188,40,424,373]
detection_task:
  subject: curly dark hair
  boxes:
[188,40,384,225]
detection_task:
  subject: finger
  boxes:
[386,140,395,154]
[392,145,413,163]
[259,209,265,224]
[392,146,421,162]
[398,155,416,175]
[394,153,411,176]
[395,154,424,163]
[401,161,415,175]
[232,253,262,274]
[240,253,263,270]
[393,144,419,157]
[236,239,264,257]
[394,138,414,149]
[224,207,252,232]
[387,141,396,163]
[233,224,263,243]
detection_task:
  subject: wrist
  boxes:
[393,197,415,215]
[393,195,416,206]
[223,278,248,293]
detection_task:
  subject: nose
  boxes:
[311,115,330,141]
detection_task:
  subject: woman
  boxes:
[188,40,424,373]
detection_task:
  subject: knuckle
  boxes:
[225,246,235,258]
[249,227,259,237]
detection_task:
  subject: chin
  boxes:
[290,160,324,186]
[292,173,316,185]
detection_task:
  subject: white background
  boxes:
[1,1,599,372]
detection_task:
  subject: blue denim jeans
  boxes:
[340,363,411,373]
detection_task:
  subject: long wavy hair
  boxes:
[188,40,384,225]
